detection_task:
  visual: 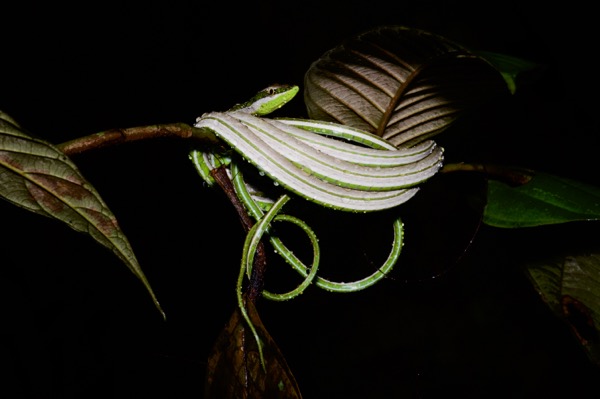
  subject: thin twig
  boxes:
[441,162,534,186]
[57,123,220,156]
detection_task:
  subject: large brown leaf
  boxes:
[0,111,163,317]
[304,25,508,146]
[205,301,303,399]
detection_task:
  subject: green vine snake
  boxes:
[190,84,444,368]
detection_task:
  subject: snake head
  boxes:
[230,84,300,116]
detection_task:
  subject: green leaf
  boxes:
[0,111,164,318]
[483,172,600,228]
[475,51,541,94]
[525,253,600,365]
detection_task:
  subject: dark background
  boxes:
[2,1,599,398]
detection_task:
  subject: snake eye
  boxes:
[264,84,286,95]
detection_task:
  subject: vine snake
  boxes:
[190,84,443,369]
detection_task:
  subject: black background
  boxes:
[2,1,599,398]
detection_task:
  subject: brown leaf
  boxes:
[205,301,303,399]
[0,112,163,317]
[304,25,508,147]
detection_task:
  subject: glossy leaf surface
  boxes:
[483,172,600,228]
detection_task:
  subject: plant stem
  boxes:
[57,123,219,155]
[211,166,267,303]
[441,162,534,186]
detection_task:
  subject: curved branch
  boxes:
[57,123,220,156]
